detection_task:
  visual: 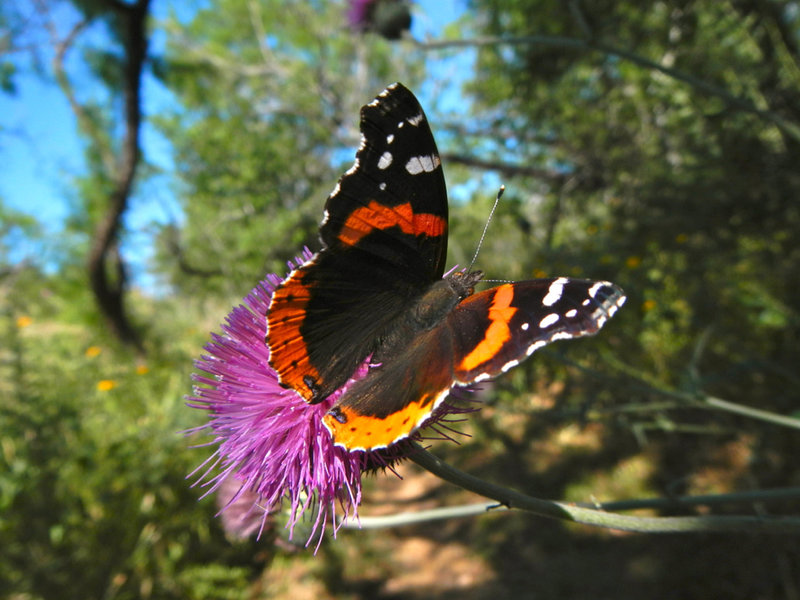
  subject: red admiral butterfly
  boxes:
[267,83,625,451]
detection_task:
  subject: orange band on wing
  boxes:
[458,284,517,372]
[337,200,446,246]
[267,271,319,401]
[323,392,440,451]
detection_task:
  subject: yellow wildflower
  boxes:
[97,380,117,392]
[625,256,642,269]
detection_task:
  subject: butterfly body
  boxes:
[266,83,625,451]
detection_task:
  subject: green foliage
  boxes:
[0,281,266,600]
[151,0,426,297]
[468,0,800,402]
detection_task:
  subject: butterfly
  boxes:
[266,83,625,451]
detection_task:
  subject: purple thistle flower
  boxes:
[188,250,477,546]
[215,475,269,540]
[188,250,366,544]
[346,0,412,40]
[347,0,372,27]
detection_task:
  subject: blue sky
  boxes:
[1,0,470,285]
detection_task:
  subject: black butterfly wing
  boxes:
[267,83,449,402]
[320,83,449,279]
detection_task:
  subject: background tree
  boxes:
[47,0,152,353]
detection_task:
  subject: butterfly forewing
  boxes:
[319,83,449,282]
[267,83,450,402]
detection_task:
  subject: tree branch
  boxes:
[350,487,800,529]
[414,34,800,143]
[442,152,566,182]
[382,445,800,534]
[84,0,149,354]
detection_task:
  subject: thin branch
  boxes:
[552,351,800,431]
[49,16,117,172]
[414,34,800,143]
[247,0,274,67]
[166,230,224,278]
[176,36,287,79]
[381,445,800,534]
[442,152,566,181]
[349,487,800,529]
[698,395,800,430]
[349,502,506,528]
[568,0,593,38]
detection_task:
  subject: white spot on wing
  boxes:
[539,313,560,328]
[526,340,547,356]
[565,309,578,318]
[378,151,393,170]
[344,157,361,176]
[386,133,395,144]
[379,182,387,190]
[588,281,607,298]
[521,322,529,331]
[551,331,575,341]
[543,277,568,307]
[501,359,519,372]
[407,113,424,126]
[405,154,441,175]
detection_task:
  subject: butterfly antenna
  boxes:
[468,185,505,272]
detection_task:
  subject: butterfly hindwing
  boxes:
[451,278,625,383]
[323,278,626,451]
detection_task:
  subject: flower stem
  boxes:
[370,445,800,534]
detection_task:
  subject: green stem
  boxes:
[699,395,800,430]
[351,485,800,528]
[557,352,800,431]
[365,445,800,534]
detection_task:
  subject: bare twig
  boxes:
[349,487,800,529]
[363,445,800,534]
[414,34,800,143]
[442,152,566,181]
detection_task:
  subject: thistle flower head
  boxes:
[188,251,476,546]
